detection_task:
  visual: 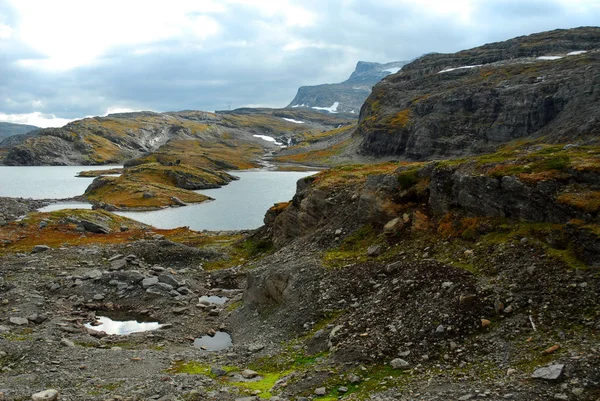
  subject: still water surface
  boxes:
[0,166,316,231]
[0,165,121,199]
[116,170,316,230]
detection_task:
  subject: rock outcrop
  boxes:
[356,27,600,160]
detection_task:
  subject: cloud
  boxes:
[0,112,72,128]
[0,0,599,125]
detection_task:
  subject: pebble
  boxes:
[9,317,28,326]
[314,387,327,396]
[531,364,564,380]
[31,389,59,401]
[390,358,410,369]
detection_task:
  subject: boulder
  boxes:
[32,245,51,253]
[531,364,564,380]
[390,358,410,369]
[80,219,111,234]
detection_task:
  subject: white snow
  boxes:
[350,110,356,114]
[282,118,304,124]
[312,101,339,113]
[567,50,588,56]
[438,65,483,74]
[253,134,284,146]
[291,103,306,108]
[537,56,563,61]
[383,67,402,74]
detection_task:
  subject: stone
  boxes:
[481,319,491,328]
[110,259,127,270]
[27,314,48,324]
[338,386,348,393]
[142,277,159,288]
[390,358,410,369]
[171,196,187,206]
[32,245,51,253]
[531,364,564,380]
[241,369,259,379]
[80,219,111,234]
[543,344,560,354]
[84,269,102,280]
[31,389,59,401]
[367,244,382,257]
[553,394,568,400]
[314,387,327,396]
[9,317,28,326]
[383,217,404,236]
[120,225,129,232]
[156,283,174,292]
[61,338,75,347]
[93,294,105,301]
[211,366,227,377]
[158,274,181,288]
[571,388,584,396]
[143,191,155,199]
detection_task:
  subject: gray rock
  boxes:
[84,269,102,280]
[9,317,28,326]
[110,258,127,270]
[384,217,404,236]
[347,373,362,384]
[156,283,174,291]
[241,369,259,379]
[93,294,105,301]
[60,338,75,347]
[158,274,180,288]
[531,364,564,380]
[367,244,382,257]
[32,245,51,253]
[27,314,47,324]
[171,196,187,206]
[31,389,59,401]
[314,387,327,396]
[80,219,111,234]
[142,277,159,288]
[210,366,227,377]
[390,358,410,369]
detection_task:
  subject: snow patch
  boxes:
[312,101,339,113]
[537,56,563,61]
[282,118,304,124]
[438,65,482,74]
[383,67,401,74]
[253,134,284,146]
[350,110,356,114]
[567,50,588,56]
[291,103,306,108]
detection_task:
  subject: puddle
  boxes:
[198,295,228,305]
[193,331,232,351]
[84,312,163,335]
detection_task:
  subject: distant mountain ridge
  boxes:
[286,60,408,114]
[0,122,39,142]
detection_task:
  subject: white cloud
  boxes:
[0,112,72,128]
[0,23,14,39]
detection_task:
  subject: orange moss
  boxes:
[557,190,600,213]
[388,109,412,129]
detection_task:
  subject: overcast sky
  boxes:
[0,0,599,127]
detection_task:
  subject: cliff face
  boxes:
[287,60,408,115]
[356,27,600,160]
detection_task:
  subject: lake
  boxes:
[0,166,316,231]
[0,165,121,199]
[116,170,316,230]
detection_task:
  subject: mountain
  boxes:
[356,27,600,160]
[0,122,39,142]
[2,109,354,166]
[286,60,408,115]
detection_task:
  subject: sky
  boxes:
[0,0,599,128]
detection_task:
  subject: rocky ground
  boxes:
[2,143,600,401]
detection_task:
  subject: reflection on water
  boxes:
[199,295,228,305]
[193,331,232,351]
[84,316,163,335]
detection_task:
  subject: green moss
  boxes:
[397,169,420,189]
[230,371,291,399]
[323,224,382,268]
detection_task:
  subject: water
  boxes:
[84,315,163,335]
[38,202,94,212]
[0,165,121,199]
[116,170,316,231]
[193,331,233,351]
[199,295,228,305]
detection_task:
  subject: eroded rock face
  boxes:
[356,27,600,160]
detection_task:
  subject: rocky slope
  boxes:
[287,60,408,115]
[355,27,600,160]
[0,122,39,142]
[2,109,353,167]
